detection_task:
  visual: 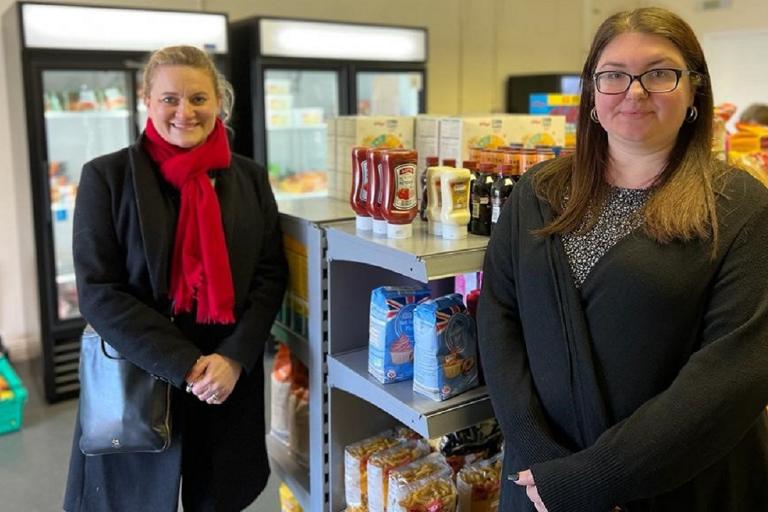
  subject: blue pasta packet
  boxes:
[413,293,479,401]
[368,285,431,384]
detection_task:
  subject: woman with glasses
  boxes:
[478,7,768,512]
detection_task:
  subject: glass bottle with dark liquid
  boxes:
[490,163,516,233]
[470,162,495,236]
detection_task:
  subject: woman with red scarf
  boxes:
[64,46,287,512]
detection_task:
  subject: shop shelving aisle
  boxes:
[269,198,354,512]
[325,219,495,511]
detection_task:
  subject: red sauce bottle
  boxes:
[380,149,418,238]
[350,146,372,230]
[365,148,387,235]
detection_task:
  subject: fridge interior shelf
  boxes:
[44,110,130,119]
[266,433,310,510]
[55,273,76,285]
[326,220,489,282]
[327,348,493,439]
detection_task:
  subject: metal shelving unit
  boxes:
[327,348,492,438]
[325,218,491,511]
[268,197,354,512]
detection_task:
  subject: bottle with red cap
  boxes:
[380,149,419,239]
[350,146,372,230]
[365,148,388,236]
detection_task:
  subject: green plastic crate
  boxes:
[0,355,28,435]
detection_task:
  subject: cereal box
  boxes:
[413,294,479,401]
[369,285,431,384]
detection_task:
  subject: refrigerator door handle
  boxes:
[41,159,53,227]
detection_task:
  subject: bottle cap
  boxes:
[428,220,443,236]
[373,218,388,235]
[355,215,373,231]
[386,222,413,239]
[442,224,468,240]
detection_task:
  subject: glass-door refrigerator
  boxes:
[231,18,427,200]
[11,2,229,402]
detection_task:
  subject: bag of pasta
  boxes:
[345,430,402,509]
[456,453,502,512]
[367,439,432,512]
[388,453,453,512]
[397,474,458,512]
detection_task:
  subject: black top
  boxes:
[477,163,768,511]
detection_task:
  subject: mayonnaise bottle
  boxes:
[426,165,449,236]
[439,167,472,240]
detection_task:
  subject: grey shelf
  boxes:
[271,321,309,366]
[326,219,489,282]
[266,433,310,510]
[277,197,355,224]
[327,348,493,439]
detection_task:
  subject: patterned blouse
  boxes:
[562,186,651,288]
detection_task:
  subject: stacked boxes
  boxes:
[439,115,566,167]
[328,116,416,201]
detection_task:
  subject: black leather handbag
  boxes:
[78,325,172,455]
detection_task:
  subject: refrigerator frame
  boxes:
[230,16,428,165]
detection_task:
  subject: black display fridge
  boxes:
[230,17,428,199]
[8,2,229,402]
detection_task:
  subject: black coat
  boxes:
[64,139,287,512]
[478,167,768,511]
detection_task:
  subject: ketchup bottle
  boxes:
[380,149,418,239]
[350,146,372,230]
[365,148,387,235]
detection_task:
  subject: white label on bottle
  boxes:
[359,160,368,203]
[492,205,501,223]
[393,163,417,210]
[472,200,479,218]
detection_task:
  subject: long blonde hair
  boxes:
[142,45,234,122]
[533,7,727,251]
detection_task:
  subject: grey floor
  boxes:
[0,354,281,512]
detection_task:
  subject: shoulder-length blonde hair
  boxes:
[533,7,727,249]
[142,45,234,123]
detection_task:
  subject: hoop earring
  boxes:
[685,106,698,123]
[590,107,599,123]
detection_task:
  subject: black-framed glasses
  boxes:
[593,68,700,95]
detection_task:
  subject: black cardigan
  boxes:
[477,166,768,511]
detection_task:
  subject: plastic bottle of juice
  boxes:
[419,156,439,221]
[490,163,516,232]
[470,162,496,236]
[350,146,372,230]
[380,149,419,239]
[440,167,472,240]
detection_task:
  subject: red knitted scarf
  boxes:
[143,118,235,324]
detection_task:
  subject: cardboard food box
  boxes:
[415,115,442,202]
[439,115,566,166]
